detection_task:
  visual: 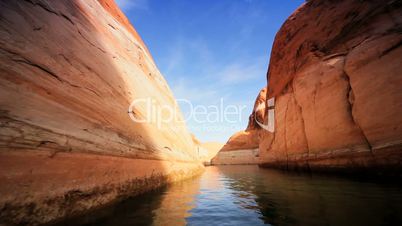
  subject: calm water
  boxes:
[61,166,402,226]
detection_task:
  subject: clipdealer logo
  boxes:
[127,98,249,130]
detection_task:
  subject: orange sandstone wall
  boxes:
[0,0,203,225]
[211,149,260,165]
[259,0,402,172]
[212,88,266,165]
[218,0,402,171]
[0,151,203,225]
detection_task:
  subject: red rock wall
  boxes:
[0,0,203,224]
[259,0,402,172]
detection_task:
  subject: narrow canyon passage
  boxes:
[1,0,401,225]
[56,166,402,226]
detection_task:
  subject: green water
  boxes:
[59,165,402,226]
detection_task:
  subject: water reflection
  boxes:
[153,176,200,225]
[218,166,402,226]
[57,166,402,226]
[186,166,265,226]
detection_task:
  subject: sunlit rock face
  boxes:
[0,0,203,225]
[212,88,267,165]
[211,147,260,165]
[259,0,402,172]
[220,130,260,152]
[191,134,223,164]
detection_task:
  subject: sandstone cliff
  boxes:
[199,142,224,163]
[0,0,203,225]
[218,0,402,171]
[190,134,223,164]
[260,0,402,172]
[211,88,266,165]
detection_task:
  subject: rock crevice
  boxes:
[342,69,373,152]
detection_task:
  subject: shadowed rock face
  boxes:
[260,0,402,172]
[0,0,203,225]
[247,87,267,131]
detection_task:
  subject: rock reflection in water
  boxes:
[218,166,402,226]
[56,166,402,226]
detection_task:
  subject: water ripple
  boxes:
[56,165,402,226]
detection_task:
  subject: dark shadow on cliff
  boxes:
[52,175,202,226]
[50,186,168,226]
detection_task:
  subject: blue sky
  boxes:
[116,0,304,143]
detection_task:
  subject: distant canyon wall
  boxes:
[219,0,402,172]
[0,0,203,225]
[211,148,260,165]
[211,88,266,165]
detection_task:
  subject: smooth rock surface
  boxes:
[219,0,402,171]
[212,88,266,165]
[259,0,402,172]
[0,0,203,225]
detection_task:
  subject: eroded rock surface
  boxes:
[259,0,402,172]
[0,0,203,225]
[219,0,402,171]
